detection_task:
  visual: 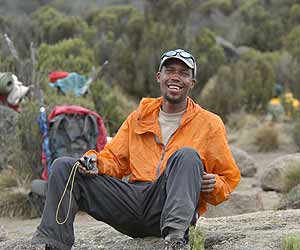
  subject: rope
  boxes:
[55,161,81,225]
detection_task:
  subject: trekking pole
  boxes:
[38,89,52,174]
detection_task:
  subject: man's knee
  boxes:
[51,157,77,176]
[169,147,204,172]
[175,147,199,157]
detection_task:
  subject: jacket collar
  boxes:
[134,96,202,135]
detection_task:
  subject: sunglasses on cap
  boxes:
[159,49,196,76]
[161,49,195,62]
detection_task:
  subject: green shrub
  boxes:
[32,6,89,44]
[283,235,300,250]
[197,65,242,121]
[189,226,205,250]
[91,79,137,136]
[283,162,300,193]
[254,124,279,152]
[37,38,94,77]
[239,50,275,113]
[199,0,233,16]
[9,100,42,179]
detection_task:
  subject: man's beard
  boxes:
[164,93,182,104]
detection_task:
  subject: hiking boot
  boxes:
[164,238,189,250]
[45,244,60,250]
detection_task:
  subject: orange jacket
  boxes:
[85,97,240,215]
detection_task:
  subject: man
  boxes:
[32,49,240,250]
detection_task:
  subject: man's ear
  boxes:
[156,71,161,83]
[190,79,196,89]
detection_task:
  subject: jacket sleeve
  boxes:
[84,115,132,179]
[204,117,241,205]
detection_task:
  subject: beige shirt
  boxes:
[158,109,185,145]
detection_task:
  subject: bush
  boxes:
[254,124,279,152]
[239,50,275,113]
[189,226,205,250]
[9,100,42,179]
[199,0,233,16]
[197,65,241,121]
[283,162,300,193]
[283,235,300,250]
[32,6,89,44]
[91,79,137,136]
[37,38,94,77]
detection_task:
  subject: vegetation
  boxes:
[1,0,300,218]
[189,226,205,250]
[254,124,279,152]
[283,235,300,250]
[283,162,300,193]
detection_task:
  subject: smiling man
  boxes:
[32,49,240,250]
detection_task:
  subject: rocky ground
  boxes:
[1,150,299,250]
[1,105,300,249]
[1,209,300,250]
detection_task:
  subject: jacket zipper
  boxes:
[154,130,177,178]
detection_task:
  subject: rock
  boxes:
[204,190,264,218]
[199,209,300,250]
[278,184,300,210]
[260,154,300,192]
[231,146,257,177]
[0,105,18,171]
[0,226,7,242]
[260,191,282,211]
[1,210,300,250]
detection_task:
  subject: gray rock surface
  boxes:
[231,146,257,177]
[0,105,18,170]
[260,154,300,192]
[205,190,264,217]
[200,209,300,250]
[1,209,300,250]
[278,184,300,210]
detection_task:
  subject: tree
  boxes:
[190,28,226,96]
[37,38,94,76]
[32,6,89,44]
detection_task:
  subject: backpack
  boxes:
[41,105,107,180]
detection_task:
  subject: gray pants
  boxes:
[32,147,204,250]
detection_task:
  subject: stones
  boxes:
[199,209,300,250]
[260,154,300,192]
[278,184,300,210]
[204,190,264,218]
[231,146,257,177]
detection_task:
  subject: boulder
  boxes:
[204,190,264,218]
[278,184,300,210]
[199,209,300,250]
[230,146,257,177]
[260,154,300,192]
[1,210,300,250]
[0,105,18,171]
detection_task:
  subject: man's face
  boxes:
[156,59,195,106]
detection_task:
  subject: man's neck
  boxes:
[162,100,187,113]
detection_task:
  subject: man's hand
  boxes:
[77,154,99,177]
[201,172,216,193]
